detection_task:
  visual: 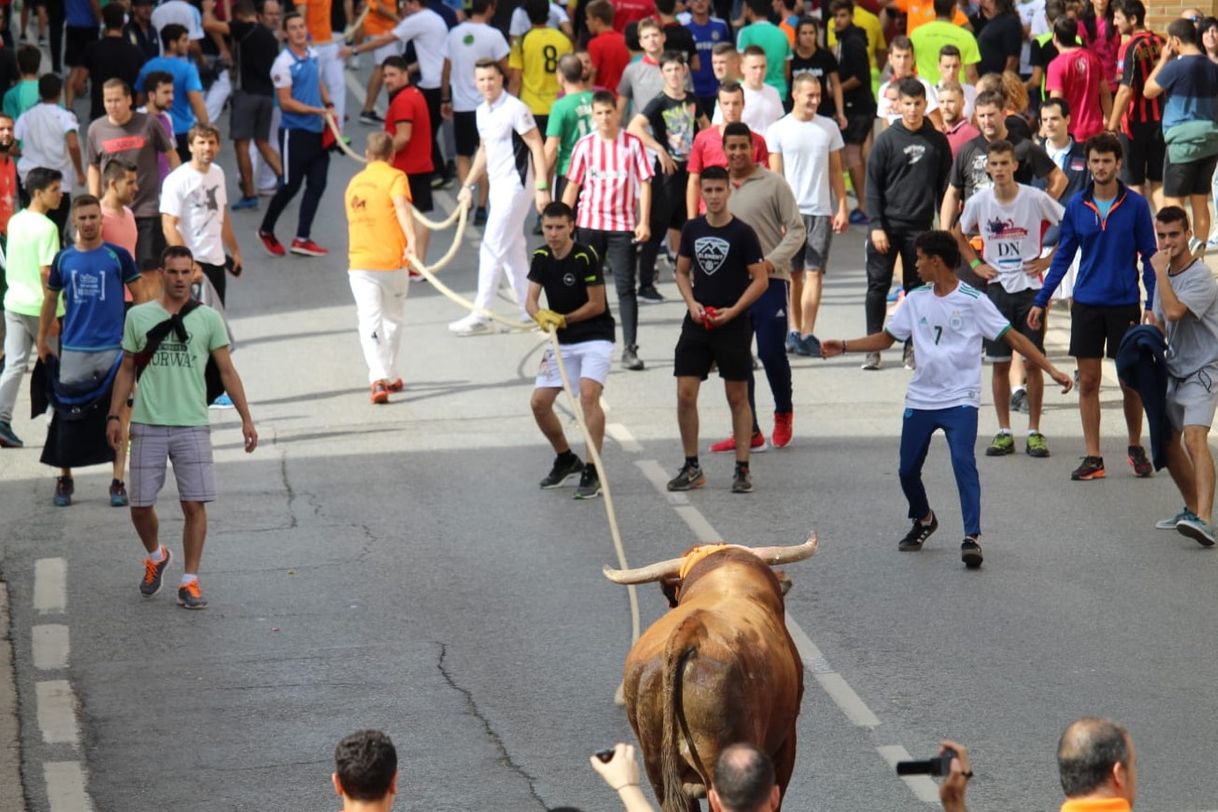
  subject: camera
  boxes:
[896,748,956,777]
[594,748,616,763]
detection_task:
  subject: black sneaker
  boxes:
[109,479,129,507]
[0,420,23,448]
[540,454,584,488]
[637,286,665,303]
[898,513,938,551]
[140,547,172,596]
[667,463,706,491]
[177,580,208,610]
[961,536,984,569]
[473,206,488,226]
[731,466,753,493]
[53,476,74,507]
[1128,445,1153,478]
[1071,456,1106,481]
[358,110,384,124]
[621,346,645,371]
[574,467,601,500]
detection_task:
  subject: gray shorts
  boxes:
[128,424,216,507]
[1167,367,1218,431]
[793,214,832,272]
[230,91,275,142]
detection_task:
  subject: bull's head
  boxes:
[603,535,818,606]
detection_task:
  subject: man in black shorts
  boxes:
[830,0,876,226]
[667,165,770,495]
[62,0,100,76]
[1109,0,1163,205]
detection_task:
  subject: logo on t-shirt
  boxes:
[463,33,475,45]
[694,236,730,275]
[904,143,927,165]
[562,272,576,286]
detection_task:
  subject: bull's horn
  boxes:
[602,557,685,584]
[747,534,819,565]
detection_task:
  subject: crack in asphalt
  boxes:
[435,642,547,810]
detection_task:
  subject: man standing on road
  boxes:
[36,195,142,508]
[450,59,550,335]
[258,11,334,259]
[543,53,593,202]
[0,169,64,449]
[685,81,768,221]
[293,0,345,140]
[381,56,434,266]
[686,0,728,119]
[1150,207,1218,546]
[508,0,571,135]
[822,230,1072,569]
[344,132,417,406]
[667,166,770,495]
[86,79,181,268]
[615,17,666,121]
[15,73,84,241]
[1108,0,1162,207]
[767,73,849,357]
[108,245,257,610]
[1030,133,1158,482]
[527,201,615,500]
[134,24,209,161]
[561,90,652,369]
[862,78,952,371]
[70,3,145,122]
[953,140,1064,459]
[161,125,243,305]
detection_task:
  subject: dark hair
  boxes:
[525,0,548,25]
[659,50,686,68]
[795,15,819,35]
[897,77,925,99]
[1080,0,1116,45]
[890,35,913,53]
[700,165,729,183]
[586,0,613,25]
[469,0,494,15]
[742,44,766,58]
[938,44,961,59]
[541,201,575,220]
[1113,0,1145,27]
[162,244,195,265]
[71,194,101,214]
[712,745,774,810]
[281,9,303,29]
[1084,131,1123,162]
[25,167,63,195]
[16,44,40,75]
[557,53,583,83]
[591,89,616,108]
[974,90,1005,110]
[188,123,221,144]
[233,0,256,17]
[143,70,175,94]
[1200,16,1218,40]
[1053,15,1079,44]
[717,79,744,98]
[1045,0,1067,23]
[829,0,854,14]
[37,73,62,102]
[334,730,397,802]
[381,54,409,72]
[933,0,954,16]
[722,121,752,142]
[1156,205,1191,230]
[986,138,1015,158]
[1057,718,1130,798]
[474,57,505,78]
[160,22,188,49]
[103,157,138,187]
[915,230,960,267]
[745,0,769,16]
[655,0,677,14]
[1168,18,1200,45]
[1041,96,1071,118]
[102,3,126,30]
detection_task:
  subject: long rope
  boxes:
[328,112,642,656]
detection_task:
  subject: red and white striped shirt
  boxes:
[566,129,654,232]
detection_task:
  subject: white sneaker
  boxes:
[448,315,493,336]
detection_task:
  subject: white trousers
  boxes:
[472,183,532,317]
[205,69,232,124]
[315,42,346,133]
[254,105,283,193]
[348,270,409,383]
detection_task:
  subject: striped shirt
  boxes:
[566,130,654,232]
[1118,30,1163,130]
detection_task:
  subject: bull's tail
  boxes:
[660,611,706,812]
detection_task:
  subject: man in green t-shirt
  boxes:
[0,167,64,449]
[736,0,792,99]
[544,53,594,203]
[107,245,258,610]
[3,45,42,126]
[909,0,981,84]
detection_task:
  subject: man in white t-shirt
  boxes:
[508,1,571,40]
[15,73,83,241]
[449,59,549,336]
[150,0,205,49]
[440,0,510,225]
[822,230,1071,569]
[160,124,243,305]
[766,73,849,357]
[953,139,1064,459]
[876,37,942,130]
[713,46,782,134]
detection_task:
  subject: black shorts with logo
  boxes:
[673,314,752,381]
[1069,301,1141,359]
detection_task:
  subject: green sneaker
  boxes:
[1025,432,1050,458]
[986,432,1015,456]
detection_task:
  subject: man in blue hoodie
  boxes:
[1029,132,1158,482]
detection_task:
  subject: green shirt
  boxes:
[4,80,40,124]
[122,301,228,427]
[910,20,981,84]
[737,22,791,98]
[3,209,62,317]
[546,90,594,176]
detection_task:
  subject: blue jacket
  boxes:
[1034,181,1157,310]
[1116,325,1170,471]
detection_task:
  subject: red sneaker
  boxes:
[771,411,793,448]
[386,378,405,392]
[708,431,768,454]
[290,238,329,257]
[370,380,390,404]
[258,230,285,257]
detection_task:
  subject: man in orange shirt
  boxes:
[883,0,969,35]
[344,131,418,404]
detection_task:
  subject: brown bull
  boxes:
[603,536,817,812]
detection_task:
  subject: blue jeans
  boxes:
[898,406,981,537]
[747,278,793,430]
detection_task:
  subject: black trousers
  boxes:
[421,86,447,179]
[46,0,64,73]
[864,227,922,335]
[135,215,166,268]
[637,163,686,290]
[577,227,638,348]
[261,128,329,240]
[199,261,226,306]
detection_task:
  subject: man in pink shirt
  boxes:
[100,159,140,284]
[1046,16,1113,142]
[938,81,979,157]
[685,81,768,219]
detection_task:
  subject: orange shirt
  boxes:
[893,0,968,34]
[346,160,412,271]
[299,0,333,44]
[363,0,397,38]
[1060,799,1132,812]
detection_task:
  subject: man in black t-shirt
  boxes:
[668,165,769,495]
[71,4,146,121]
[790,16,846,126]
[527,201,617,501]
[830,0,876,225]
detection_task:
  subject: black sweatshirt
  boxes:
[865,119,952,233]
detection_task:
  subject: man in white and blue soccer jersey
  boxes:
[822,230,1073,569]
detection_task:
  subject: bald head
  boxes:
[1057,717,1135,801]
[710,744,779,812]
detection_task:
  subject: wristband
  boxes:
[535,180,549,191]
[842,339,848,353]
[969,258,982,269]
[106,415,121,422]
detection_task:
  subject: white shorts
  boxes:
[534,339,614,389]
[373,40,403,66]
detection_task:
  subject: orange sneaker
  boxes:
[386,378,405,392]
[771,411,793,448]
[370,380,390,404]
[177,579,207,610]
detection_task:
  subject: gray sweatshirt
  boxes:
[727,166,806,282]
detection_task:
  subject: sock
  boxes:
[1026,429,1040,437]
[997,428,1012,436]
[179,574,198,587]
[1013,385,1026,394]
[736,461,749,472]
[685,456,699,469]
[147,546,164,563]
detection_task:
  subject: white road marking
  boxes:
[875,745,941,804]
[786,617,881,729]
[35,681,79,746]
[634,459,689,505]
[673,505,721,543]
[606,423,642,453]
[44,761,92,812]
[33,559,66,615]
[32,625,69,671]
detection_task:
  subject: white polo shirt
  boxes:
[477,91,538,189]
[392,8,447,90]
[444,22,511,113]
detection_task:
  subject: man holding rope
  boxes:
[527,201,614,500]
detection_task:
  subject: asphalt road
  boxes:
[2,64,1218,812]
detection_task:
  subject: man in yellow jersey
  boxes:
[508,0,572,137]
[344,131,418,404]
